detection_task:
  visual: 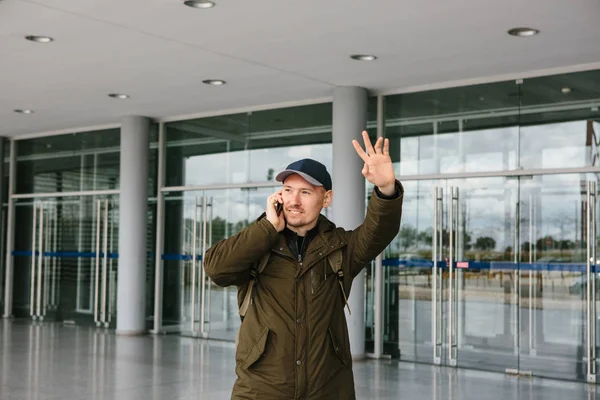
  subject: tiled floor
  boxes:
[0,319,597,400]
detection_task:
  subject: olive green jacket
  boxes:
[204,182,403,400]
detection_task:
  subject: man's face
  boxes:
[281,174,332,231]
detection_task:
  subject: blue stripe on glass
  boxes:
[382,258,596,273]
[12,251,203,262]
[11,250,594,273]
[161,254,203,261]
[12,251,119,258]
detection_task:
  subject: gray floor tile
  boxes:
[0,319,597,400]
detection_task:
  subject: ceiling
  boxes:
[1,0,600,137]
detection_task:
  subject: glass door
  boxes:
[166,193,211,337]
[438,178,520,372]
[161,187,275,340]
[518,174,598,382]
[392,174,599,382]
[391,179,439,362]
[393,177,521,373]
[11,195,118,326]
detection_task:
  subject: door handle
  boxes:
[191,196,199,333]
[94,200,101,325]
[448,187,458,366]
[108,199,116,324]
[200,195,208,335]
[36,202,45,320]
[101,199,109,326]
[528,195,535,355]
[432,186,442,364]
[30,202,38,318]
[586,181,597,382]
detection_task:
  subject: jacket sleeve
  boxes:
[346,180,404,279]
[204,217,279,287]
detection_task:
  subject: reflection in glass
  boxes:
[386,69,600,176]
[164,103,333,187]
[386,80,521,176]
[161,187,277,340]
[11,196,119,327]
[385,172,599,381]
[520,120,600,170]
[15,129,121,194]
[516,174,593,381]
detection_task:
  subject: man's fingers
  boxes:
[374,137,383,154]
[362,131,376,155]
[352,139,369,162]
[362,163,369,177]
[383,138,390,156]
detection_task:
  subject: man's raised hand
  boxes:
[352,130,396,196]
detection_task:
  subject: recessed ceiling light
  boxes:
[184,0,215,8]
[350,54,377,61]
[14,109,34,114]
[202,79,226,86]
[108,93,130,99]
[507,27,540,37]
[561,87,572,94]
[25,35,54,43]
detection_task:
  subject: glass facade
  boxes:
[164,103,333,187]
[6,125,159,328]
[383,69,600,381]
[2,69,600,383]
[161,102,334,339]
[15,129,121,194]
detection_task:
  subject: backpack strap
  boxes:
[327,249,351,315]
[240,249,350,317]
[239,252,270,317]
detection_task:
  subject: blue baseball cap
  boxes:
[275,158,332,191]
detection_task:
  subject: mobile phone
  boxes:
[275,201,283,216]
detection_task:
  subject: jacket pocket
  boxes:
[310,263,336,295]
[239,325,270,370]
[327,327,349,365]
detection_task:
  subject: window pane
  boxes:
[15,129,120,194]
[520,69,600,169]
[386,81,521,175]
[165,103,333,187]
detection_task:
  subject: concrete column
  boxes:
[0,137,6,310]
[116,116,150,335]
[332,86,367,359]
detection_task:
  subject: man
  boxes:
[204,131,403,400]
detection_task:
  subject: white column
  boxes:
[332,86,367,360]
[116,116,150,335]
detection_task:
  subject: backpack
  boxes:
[238,249,351,319]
